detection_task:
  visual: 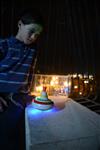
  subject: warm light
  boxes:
[84,74,88,78]
[52,76,58,81]
[84,80,89,84]
[64,81,68,87]
[68,81,71,86]
[78,74,83,79]
[31,73,95,98]
[73,74,77,78]
[51,76,59,85]
[36,86,43,92]
[79,92,82,95]
[50,80,54,86]
[55,80,58,84]
[74,85,78,89]
[89,75,93,80]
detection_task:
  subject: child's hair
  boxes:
[18,8,44,28]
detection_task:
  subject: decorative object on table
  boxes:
[32,86,54,110]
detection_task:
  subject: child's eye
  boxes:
[29,28,36,34]
[29,30,35,34]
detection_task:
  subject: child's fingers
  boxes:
[0,97,8,107]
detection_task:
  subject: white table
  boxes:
[25,97,100,150]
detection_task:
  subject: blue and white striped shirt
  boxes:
[0,36,37,93]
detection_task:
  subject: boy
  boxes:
[0,8,44,149]
[0,8,44,111]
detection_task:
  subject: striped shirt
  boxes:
[0,36,37,93]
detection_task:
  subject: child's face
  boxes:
[18,22,43,45]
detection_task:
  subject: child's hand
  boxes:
[26,94,36,106]
[0,97,8,112]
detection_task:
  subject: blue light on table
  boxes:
[27,105,58,118]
